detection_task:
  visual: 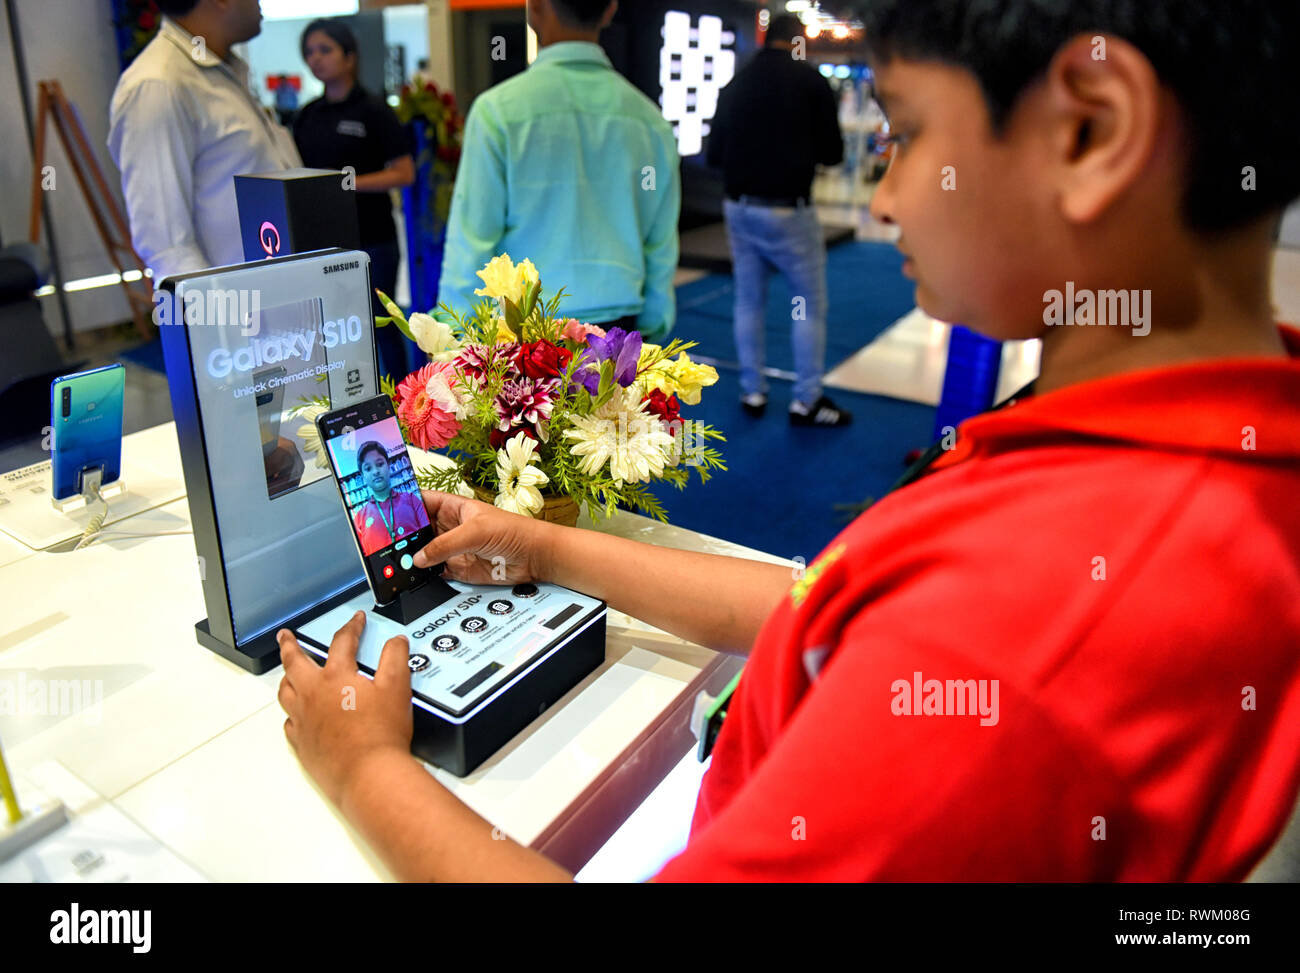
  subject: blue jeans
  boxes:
[723,198,828,405]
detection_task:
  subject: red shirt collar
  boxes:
[931,325,1300,472]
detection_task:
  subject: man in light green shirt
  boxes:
[438,0,681,341]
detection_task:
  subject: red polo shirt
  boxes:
[656,329,1300,882]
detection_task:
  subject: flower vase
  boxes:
[471,485,580,527]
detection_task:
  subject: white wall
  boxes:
[246,17,329,104]
[384,3,431,89]
[245,4,432,107]
[0,0,131,338]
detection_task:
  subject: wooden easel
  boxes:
[28,79,154,339]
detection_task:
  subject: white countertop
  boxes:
[0,422,782,881]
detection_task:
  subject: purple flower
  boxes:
[576,327,642,392]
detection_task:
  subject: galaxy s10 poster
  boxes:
[50,364,125,500]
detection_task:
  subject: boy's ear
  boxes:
[1044,34,1163,225]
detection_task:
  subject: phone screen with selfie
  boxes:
[317,394,438,606]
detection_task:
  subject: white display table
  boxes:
[0,422,778,881]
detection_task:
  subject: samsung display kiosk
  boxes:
[158,249,606,775]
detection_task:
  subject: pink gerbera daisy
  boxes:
[396,361,462,450]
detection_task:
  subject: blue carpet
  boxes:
[673,239,915,375]
[649,367,935,561]
[119,336,166,374]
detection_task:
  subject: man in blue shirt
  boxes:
[438,0,681,341]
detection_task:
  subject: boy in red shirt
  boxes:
[274,0,1300,881]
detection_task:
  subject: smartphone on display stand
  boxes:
[317,394,442,607]
[50,363,126,501]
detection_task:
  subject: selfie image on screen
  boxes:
[325,415,429,557]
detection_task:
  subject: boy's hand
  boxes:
[415,490,556,585]
[277,611,414,808]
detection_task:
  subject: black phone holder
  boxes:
[373,574,458,626]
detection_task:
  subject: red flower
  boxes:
[139,10,156,29]
[643,389,681,431]
[441,91,455,108]
[515,341,572,381]
[490,425,537,450]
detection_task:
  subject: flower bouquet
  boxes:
[394,79,463,227]
[371,255,726,525]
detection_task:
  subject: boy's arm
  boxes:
[342,749,572,882]
[437,100,508,313]
[413,495,794,656]
[541,524,792,656]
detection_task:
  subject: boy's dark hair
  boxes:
[859,0,1300,232]
[551,0,613,28]
[156,0,200,15]
[766,13,804,47]
[301,18,358,63]
[356,441,388,467]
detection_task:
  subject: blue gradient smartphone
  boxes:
[50,363,126,500]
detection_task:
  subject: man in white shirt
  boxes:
[108,0,301,283]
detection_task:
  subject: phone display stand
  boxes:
[373,574,458,626]
[0,437,183,552]
[296,578,607,777]
[50,467,127,514]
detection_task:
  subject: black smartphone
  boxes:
[316,394,440,606]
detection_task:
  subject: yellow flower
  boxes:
[492,316,515,343]
[667,353,718,406]
[474,254,539,306]
[635,342,678,397]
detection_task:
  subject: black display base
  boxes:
[373,576,459,626]
[194,581,373,674]
[411,605,607,777]
[195,618,284,674]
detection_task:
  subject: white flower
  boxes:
[424,364,468,420]
[294,404,331,469]
[563,388,676,487]
[494,431,549,516]
[407,312,461,361]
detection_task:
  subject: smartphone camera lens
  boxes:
[61,387,71,418]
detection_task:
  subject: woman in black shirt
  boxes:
[295,18,415,380]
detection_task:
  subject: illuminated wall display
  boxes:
[659,10,736,157]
